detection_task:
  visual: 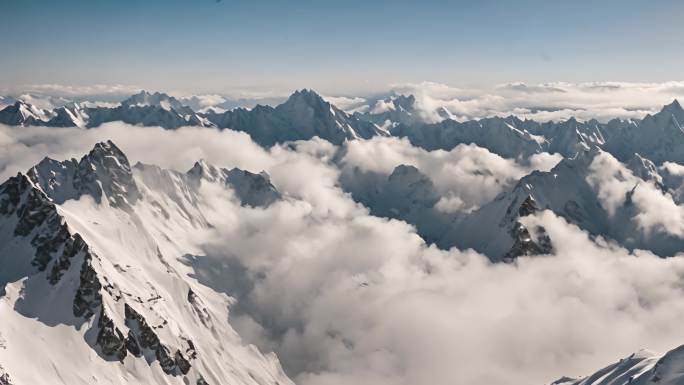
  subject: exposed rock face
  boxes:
[504,223,553,262]
[517,195,539,218]
[124,303,192,376]
[0,372,11,385]
[225,168,281,207]
[73,252,103,318]
[503,196,553,262]
[0,173,90,284]
[96,306,128,361]
[187,160,281,207]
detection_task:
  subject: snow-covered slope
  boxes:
[551,345,684,385]
[45,104,89,128]
[0,141,292,385]
[390,116,547,159]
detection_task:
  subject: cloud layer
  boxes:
[3,122,684,385]
[385,81,684,123]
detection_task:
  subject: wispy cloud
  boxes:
[381,80,684,123]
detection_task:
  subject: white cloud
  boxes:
[197,193,684,385]
[587,151,684,237]
[323,96,368,113]
[3,84,141,98]
[340,136,561,211]
[363,81,684,123]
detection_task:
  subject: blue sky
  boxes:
[1,0,683,94]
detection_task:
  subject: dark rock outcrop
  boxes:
[96,307,128,361]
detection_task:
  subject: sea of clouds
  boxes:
[2,122,684,385]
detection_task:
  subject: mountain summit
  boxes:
[203,88,387,146]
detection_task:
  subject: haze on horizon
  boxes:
[2,0,684,95]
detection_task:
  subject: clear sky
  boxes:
[1,0,683,95]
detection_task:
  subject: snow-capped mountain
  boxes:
[390,116,547,159]
[0,101,51,126]
[0,141,292,385]
[354,94,420,127]
[604,100,684,164]
[340,145,684,261]
[353,94,457,127]
[0,92,213,129]
[1,90,682,169]
[203,89,388,146]
[550,345,684,385]
[438,147,684,259]
[0,96,17,110]
[86,102,214,129]
[120,91,192,114]
[44,104,90,128]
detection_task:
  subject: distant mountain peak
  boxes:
[121,91,189,113]
[664,98,683,113]
[0,100,48,125]
[654,99,684,124]
[285,88,328,106]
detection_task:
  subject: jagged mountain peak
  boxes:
[121,90,189,112]
[187,158,223,182]
[185,159,280,206]
[662,99,683,114]
[225,168,281,207]
[280,88,332,112]
[0,100,48,125]
[82,140,134,177]
[26,140,139,208]
[288,88,326,102]
[626,152,665,190]
[645,99,684,127]
[391,94,416,109]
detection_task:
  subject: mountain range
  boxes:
[0,141,290,384]
[1,89,684,385]
[3,89,684,164]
